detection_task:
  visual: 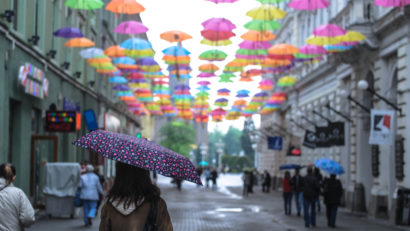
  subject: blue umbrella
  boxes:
[279,164,302,170]
[109,76,128,84]
[120,38,152,50]
[113,57,136,65]
[170,74,192,79]
[162,46,191,56]
[314,158,345,175]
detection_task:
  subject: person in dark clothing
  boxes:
[290,168,303,216]
[211,169,218,188]
[243,171,251,197]
[314,167,323,212]
[323,174,343,228]
[262,170,271,193]
[249,171,254,193]
[282,171,293,215]
[302,167,321,228]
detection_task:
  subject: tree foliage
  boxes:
[221,155,252,172]
[208,130,224,163]
[160,121,196,157]
[223,126,242,155]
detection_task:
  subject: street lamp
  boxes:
[339,89,371,113]
[357,80,402,115]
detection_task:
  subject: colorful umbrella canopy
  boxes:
[109,76,128,83]
[374,0,410,7]
[65,0,104,10]
[120,38,152,50]
[236,89,250,98]
[73,130,202,184]
[244,20,282,31]
[201,30,236,41]
[217,88,231,96]
[114,21,148,35]
[314,158,345,175]
[247,5,286,20]
[313,24,347,37]
[79,48,104,59]
[288,0,330,10]
[202,18,236,31]
[199,50,228,61]
[268,44,299,57]
[241,30,276,41]
[160,31,192,43]
[199,63,219,72]
[259,79,274,91]
[65,38,95,47]
[306,35,339,46]
[299,44,327,55]
[277,76,297,87]
[104,45,126,57]
[205,0,238,3]
[336,30,366,43]
[53,27,84,38]
[105,0,145,14]
[239,41,272,50]
[257,0,285,3]
[162,46,191,56]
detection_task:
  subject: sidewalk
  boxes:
[28,174,409,230]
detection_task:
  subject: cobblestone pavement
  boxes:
[28,174,408,231]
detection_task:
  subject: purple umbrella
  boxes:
[215,98,229,103]
[254,92,268,97]
[174,84,191,90]
[136,58,158,66]
[114,21,149,35]
[239,41,272,49]
[198,72,217,78]
[53,27,84,38]
[205,0,238,3]
[218,88,230,93]
[113,84,130,91]
[73,130,202,185]
[197,81,211,86]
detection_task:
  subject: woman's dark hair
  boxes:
[284,171,291,180]
[0,163,16,184]
[107,162,160,209]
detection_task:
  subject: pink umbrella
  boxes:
[114,21,149,35]
[289,0,330,10]
[236,54,266,59]
[374,0,410,7]
[197,81,211,86]
[205,0,238,3]
[299,44,327,55]
[239,41,272,49]
[198,72,217,78]
[202,18,236,31]
[313,24,346,37]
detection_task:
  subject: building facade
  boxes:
[257,0,410,225]
[0,0,143,204]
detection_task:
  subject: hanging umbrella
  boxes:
[113,57,136,65]
[65,38,95,47]
[65,0,104,10]
[217,88,231,96]
[120,38,152,50]
[53,27,84,38]
[199,50,228,61]
[246,5,286,20]
[201,30,236,41]
[200,39,233,46]
[268,43,299,59]
[299,44,327,55]
[259,79,274,91]
[202,18,236,31]
[205,0,238,3]
[199,63,219,72]
[336,30,366,43]
[288,0,330,10]
[236,90,250,98]
[73,130,202,184]
[241,30,276,41]
[113,84,129,91]
[105,0,145,14]
[160,31,192,43]
[279,164,302,170]
[79,48,104,59]
[374,0,410,7]
[239,41,272,50]
[314,158,345,175]
[162,46,191,56]
[104,45,126,57]
[257,0,285,3]
[277,76,297,87]
[313,24,346,37]
[245,20,282,31]
[306,35,339,46]
[114,21,149,35]
[109,76,128,83]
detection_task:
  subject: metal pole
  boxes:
[313,110,332,123]
[325,104,353,123]
[347,95,371,113]
[367,88,402,115]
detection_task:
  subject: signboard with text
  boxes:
[18,63,49,99]
[267,136,283,150]
[45,111,77,132]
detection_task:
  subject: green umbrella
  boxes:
[256,0,285,4]
[244,20,282,31]
[65,0,104,10]
[236,49,268,56]
[219,73,235,83]
[294,53,320,59]
[199,50,228,61]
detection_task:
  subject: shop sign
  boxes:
[267,136,283,150]
[84,109,99,131]
[46,111,77,132]
[18,63,49,99]
[369,110,395,145]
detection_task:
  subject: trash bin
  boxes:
[43,163,81,218]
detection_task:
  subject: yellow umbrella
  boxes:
[200,39,232,46]
[306,35,339,46]
[246,5,286,20]
[277,76,297,87]
[336,30,366,43]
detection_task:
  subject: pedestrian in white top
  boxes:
[0,163,35,231]
[79,164,103,227]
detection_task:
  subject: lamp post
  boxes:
[357,80,402,115]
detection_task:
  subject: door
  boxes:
[30,136,58,206]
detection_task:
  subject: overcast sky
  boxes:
[138,0,262,133]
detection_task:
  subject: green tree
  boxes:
[160,121,196,157]
[223,126,242,155]
[208,130,224,164]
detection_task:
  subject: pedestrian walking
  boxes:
[0,163,35,231]
[242,171,252,197]
[282,171,293,215]
[211,168,218,188]
[249,170,255,193]
[79,164,103,227]
[302,167,321,228]
[100,162,173,231]
[323,174,343,228]
[262,170,271,193]
[204,168,211,188]
[290,168,303,216]
[314,167,323,213]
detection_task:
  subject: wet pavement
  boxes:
[28,174,407,231]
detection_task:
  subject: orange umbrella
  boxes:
[104,45,125,57]
[226,60,247,67]
[106,0,145,14]
[162,55,191,62]
[65,38,95,47]
[116,64,139,70]
[199,63,219,72]
[268,43,299,55]
[87,56,112,64]
[96,68,119,74]
[234,99,247,106]
[241,30,276,41]
[239,77,253,82]
[160,31,192,43]
[261,58,291,67]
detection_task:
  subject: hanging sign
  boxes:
[369,110,395,145]
[18,63,49,99]
[45,111,77,132]
[287,136,302,156]
[267,136,283,150]
[328,122,345,146]
[84,109,99,131]
[303,130,317,149]
[315,126,330,147]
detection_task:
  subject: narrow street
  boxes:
[28,174,405,231]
